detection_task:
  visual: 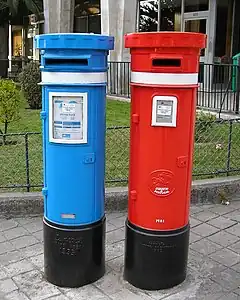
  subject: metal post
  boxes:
[25,133,30,192]
[136,0,140,32]
[235,59,240,114]
[157,0,161,31]
[226,120,233,176]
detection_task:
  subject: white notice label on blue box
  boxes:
[53,96,84,141]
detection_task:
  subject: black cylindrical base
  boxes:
[124,220,189,290]
[43,217,105,288]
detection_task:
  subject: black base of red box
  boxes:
[124,220,189,290]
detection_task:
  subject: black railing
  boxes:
[2,59,240,114]
[108,61,240,114]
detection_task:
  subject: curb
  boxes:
[0,176,239,216]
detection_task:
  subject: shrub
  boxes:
[195,111,217,143]
[0,79,21,144]
[18,61,42,109]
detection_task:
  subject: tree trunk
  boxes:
[2,121,8,145]
[0,22,9,78]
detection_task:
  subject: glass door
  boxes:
[184,18,208,63]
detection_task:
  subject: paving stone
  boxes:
[20,243,43,258]
[189,231,202,244]
[210,248,240,267]
[143,269,203,300]
[207,216,237,230]
[209,205,236,215]
[106,212,125,221]
[3,226,29,240]
[0,279,18,294]
[190,217,202,228]
[208,231,239,247]
[188,250,226,277]
[211,268,240,291]
[106,229,125,244]
[4,291,29,300]
[231,262,240,273]
[106,241,124,261]
[111,290,153,300]
[0,233,6,243]
[108,216,126,228]
[15,217,40,226]
[94,271,123,296]
[66,284,108,300]
[107,256,124,273]
[192,223,219,237]
[190,238,222,255]
[29,253,44,269]
[226,224,240,237]
[0,270,7,280]
[192,279,225,300]
[23,218,43,233]
[0,242,15,255]
[32,231,43,243]
[194,210,219,222]
[224,210,240,222]
[0,220,18,232]
[190,206,204,215]
[11,235,38,250]
[217,293,239,300]
[106,222,117,233]
[4,259,35,277]
[23,281,61,300]
[0,250,25,267]
[233,287,240,295]
[162,278,224,300]
[44,295,70,300]
[13,270,43,288]
[228,240,240,254]
[229,201,240,208]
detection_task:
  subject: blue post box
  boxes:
[35,33,114,288]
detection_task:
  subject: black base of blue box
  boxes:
[43,216,105,288]
[124,220,189,290]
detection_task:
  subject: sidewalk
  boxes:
[0,202,239,300]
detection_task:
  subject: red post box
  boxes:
[124,32,206,290]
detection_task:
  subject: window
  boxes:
[139,0,158,32]
[214,0,233,59]
[74,0,101,33]
[184,0,209,13]
[160,0,181,31]
[138,0,181,32]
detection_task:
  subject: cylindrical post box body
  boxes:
[124,32,206,290]
[35,34,114,288]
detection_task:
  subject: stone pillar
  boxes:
[101,0,137,96]
[43,0,75,33]
[101,0,137,62]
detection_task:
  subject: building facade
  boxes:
[9,0,240,64]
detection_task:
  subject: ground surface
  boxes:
[0,203,239,299]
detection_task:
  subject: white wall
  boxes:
[101,0,137,61]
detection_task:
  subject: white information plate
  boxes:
[151,96,178,127]
[49,92,88,144]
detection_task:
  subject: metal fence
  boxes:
[107,61,240,114]
[2,59,240,114]
[1,119,240,192]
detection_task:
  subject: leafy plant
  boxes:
[18,61,42,109]
[195,111,217,143]
[0,79,21,144]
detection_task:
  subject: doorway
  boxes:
[184,17,209,63]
